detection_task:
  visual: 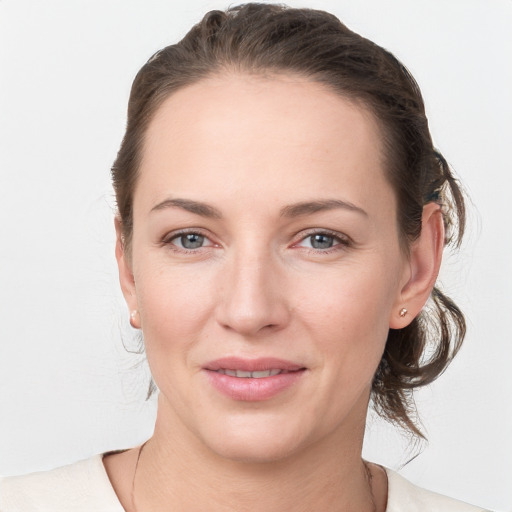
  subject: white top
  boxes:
[0,454,490,511]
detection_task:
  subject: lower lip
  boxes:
[204,370,306,401]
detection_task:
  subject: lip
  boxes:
[204,356,304,372]
[203,357,306,401]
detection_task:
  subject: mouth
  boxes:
[204,357,305,374]
[213,368,295,378]
[203,357,306,401]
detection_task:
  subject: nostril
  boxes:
[218,313,288,336]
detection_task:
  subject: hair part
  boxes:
[112,2,466,438]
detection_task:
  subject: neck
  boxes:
[132,397,380,512]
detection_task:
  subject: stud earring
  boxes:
[399,308,408,318]
[130,310,140,329]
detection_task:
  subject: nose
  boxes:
[215,246,291,337]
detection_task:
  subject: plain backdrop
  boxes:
[0,1,511,510]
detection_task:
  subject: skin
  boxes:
[106,73,444,511]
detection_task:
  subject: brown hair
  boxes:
[112,3,466,437]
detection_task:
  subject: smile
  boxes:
[214,369,288,378]
[204,358,306,401]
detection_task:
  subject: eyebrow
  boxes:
[150,198,223,218]
[279,199,368,218]
[150,197,367,219]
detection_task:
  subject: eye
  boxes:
[177,233,206,249]
[307,233,336,249]
[295,230,350,252]
[164,231,215,251]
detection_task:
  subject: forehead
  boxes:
[136,73,393,217]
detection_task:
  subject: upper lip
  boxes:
[204,357,305,372]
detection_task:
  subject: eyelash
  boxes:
[292,229,352,255]
[161,228,352,255]
[161,228,215,254]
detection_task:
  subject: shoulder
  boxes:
[0,455,125,512]
[385,468,491,512]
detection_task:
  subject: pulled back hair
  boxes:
[112,3,466,437]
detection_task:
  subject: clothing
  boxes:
[0,454,490,511]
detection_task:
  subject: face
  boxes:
[119,73,412,463]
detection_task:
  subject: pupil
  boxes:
[181,233,204,249]
[311,234,333,249]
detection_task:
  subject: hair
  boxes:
[112,3,466,437]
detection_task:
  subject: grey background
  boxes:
[0,1,510,510]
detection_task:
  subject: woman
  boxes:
[0,4,493,511]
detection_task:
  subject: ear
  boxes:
[115,217,140,328]
[389,202,444,329]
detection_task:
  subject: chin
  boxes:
[196,415,316,465]
[209,436,303,464]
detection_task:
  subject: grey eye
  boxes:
[309,234,334,249]
[179,233,205,249]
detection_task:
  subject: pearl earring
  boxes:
[399,308,408,318]
[130,310,140,328]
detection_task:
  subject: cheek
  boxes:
[293,259,399,364]
[133,262,218,398]
[134,258,216,351]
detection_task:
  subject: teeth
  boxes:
[251,370,272,378]
[217,369,283,378]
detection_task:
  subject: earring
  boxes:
[130,310,140,329]
[399,308,408,318]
